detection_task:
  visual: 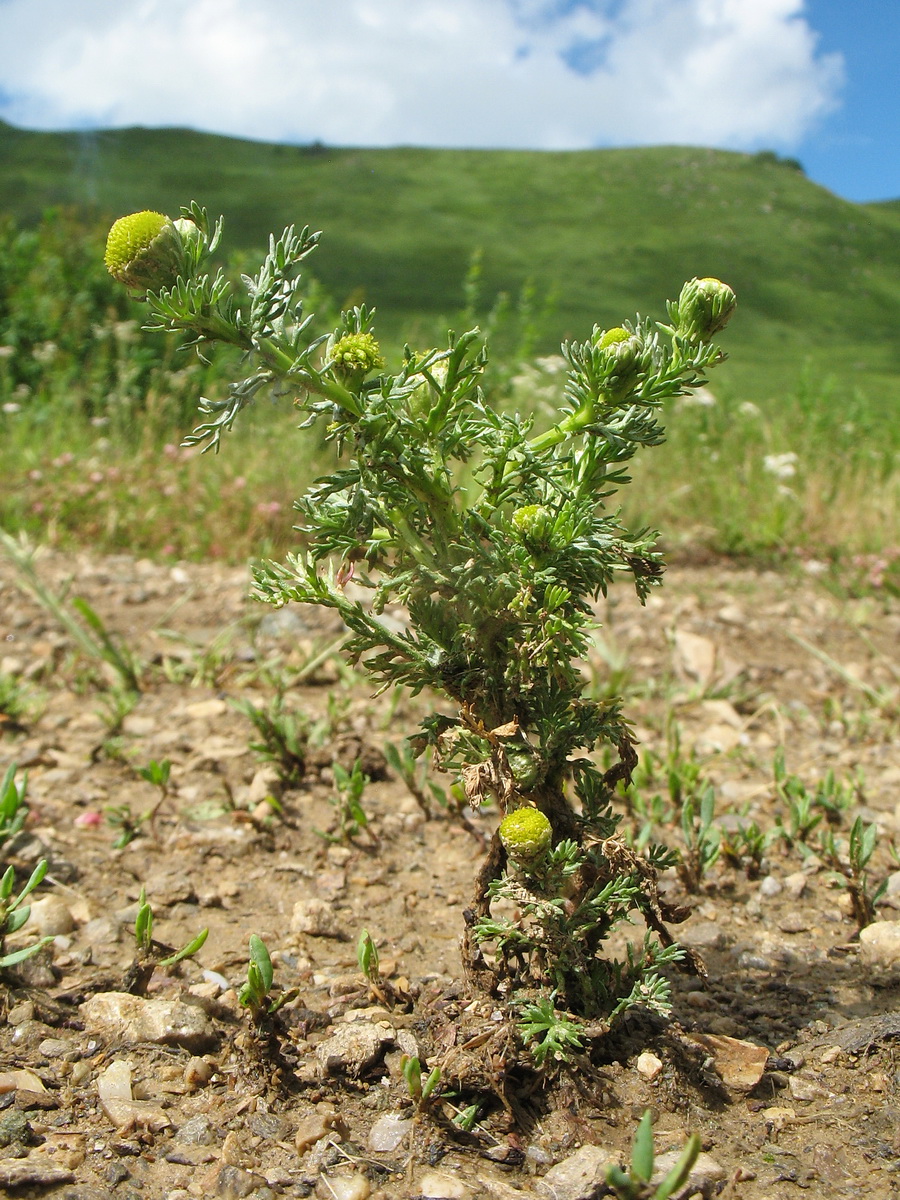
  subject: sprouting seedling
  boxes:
[238,934,298,1026]
[0,672,36,732]
[356,926,386,1003]
[0,860,53,970]
[0,766,54,971]
[104,803,145,848]
[773,748,822,846]
[677,781,721,892]
[232,693,308,786]
[124,886,208,995]
[820,817,886,931]
[0,762,28,848]
[136,758,172,839]
[606,1110,701,1200]
[401,1054,442,1113]
[327,758,370,843]
[720,819,772,880]
[383,740,452,819]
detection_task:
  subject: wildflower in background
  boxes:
[738,401,761,417]
[763,451,799,480]
[677,386,717,409]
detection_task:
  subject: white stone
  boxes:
[538,1145,615,1200]
[859,921,900,976]
[636,1051,664,1080]
[316,1172,370,1200]
[27,895,76,937]
[415,1171,473,1200]
[652,1150,726,1195]
[80,992,216,1053]
[367,1112,413,1152]
[315,1022,393,1078]
[291,898,344,938]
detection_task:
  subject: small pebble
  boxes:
[636,1051,664,1080]
[316,1172,370,1200]
[783,871,807,898]
[27,895,76,936]
[759,875,782,898]
[367,1112,412,1152]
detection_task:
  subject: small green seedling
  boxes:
[124,886,209,994]
[677,781,721,892]
[104,803,146,848]
[238,934,298,1025]
[136,758,172,839]
[327,758,370,843]
[773,749,822,847]
[607,1110,701,1200]
[0,763,28,847]
[721,819,772,880]
[383,740,452,818]
[0,673,36,731]
[233,693,308,786]
[357,927,381,990]
[820,816,886,931]
[401,1054,442,1112]
[0,859,53,969]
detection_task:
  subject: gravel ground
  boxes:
[1,548,899,1200]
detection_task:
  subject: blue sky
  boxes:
[0,0,896,203]
[799,0,900,201]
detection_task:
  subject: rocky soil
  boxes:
[1,548,899,1200]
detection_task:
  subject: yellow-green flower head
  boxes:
[499,807,552,862]
[104,211,185,292]
[331,332,385,377]
[674,277,737,342]
[511,504,553,543]
[593,326,643,401]
[597,326,631,351]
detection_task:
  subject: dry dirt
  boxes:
[1,548,899,1200]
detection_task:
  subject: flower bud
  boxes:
[330,332,385,378]
[104,211,187,292]
[511,504,553,545]
[672,277,736,342]
[499,807,552,863]
[593,326,644,401]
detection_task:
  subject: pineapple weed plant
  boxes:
[104,205,736,1068]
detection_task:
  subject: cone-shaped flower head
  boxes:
[104,211,187,292]
[499,807,552,863]
[672,278,737,343]
[593,325,644,401]
[330,332,385,379]
[511,504,554,546]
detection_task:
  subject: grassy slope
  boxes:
[2,121,900,403]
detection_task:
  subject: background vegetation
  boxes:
[0,121,897,574]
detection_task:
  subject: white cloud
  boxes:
[0,0,843,149]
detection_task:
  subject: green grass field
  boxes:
[3,120,900,403]
[0,122,897,578]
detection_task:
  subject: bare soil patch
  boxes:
[1,550,899,1199]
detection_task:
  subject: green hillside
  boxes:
[2,120,899,403]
